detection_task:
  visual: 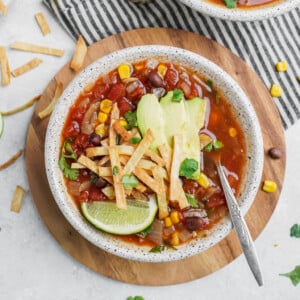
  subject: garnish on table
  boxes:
[10,185,26,213]
[127,296,144,300]
[58,138,78,180]
[203,139,224,152]
[280,266,300,286]
[290,224,300,238]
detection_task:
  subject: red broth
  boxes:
[61,59,246,248]
[206,0,281,8]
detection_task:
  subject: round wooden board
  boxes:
[25,28,286,286]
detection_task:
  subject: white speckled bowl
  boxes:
[45,45,263,262]
[179,0,299,22]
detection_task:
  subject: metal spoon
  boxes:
[215,160,264,286]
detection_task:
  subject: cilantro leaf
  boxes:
[290,224,300,238]
[136,224,152,238]
[122,175,139,189]
[204,140,224,152]
[179,158,198,179]
[206,79,213,88]
[112,166,118,175]
[280,266,300,286]
[130,137,141,144]
[172,89,184,102]
[59,138,78,180]
[186,194,198,208]
[149,244,177,253]
[124,111,137,130]
[127,297,144,300]
[224,0,236,8]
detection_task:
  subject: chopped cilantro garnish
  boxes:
[224,0,236,8]
[290,224,300,238]
[124,110,137,130]
[204,140,224,152]
[136,224,152,238]
[112,166,118,175]
[179,158,198,179]
[130,137,141,144]
[127,296,144,300]
[206,79,213,88]
[59,138,78,180]
[186,194,198,208]
[149,244,177,253]
[280,266,300,286]
[122,175,139,189]
[172,89,184,102]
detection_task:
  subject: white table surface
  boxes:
[1,1,299,299]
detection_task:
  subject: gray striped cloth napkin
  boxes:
[43,0,300,129]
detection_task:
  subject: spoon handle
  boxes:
[216,162,264,286]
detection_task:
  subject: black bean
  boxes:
[268,147,282,159]
[148,70,164,87]
[185,217,206,231]
[94,177,107,188]
[89,133,101,146]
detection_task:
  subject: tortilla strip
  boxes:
[86,145,135,157]
[152,166,168,219]
[1,95,41,116]
[71,162,85,169]
[133,167,161,195]
[0,149,23,171]
[123,129,154,175]
[98,155,110,166]
[109,146,126,209]
[158,144,172,176]
[0,46,11,86]
[98,167,112,177]
[101,186,115,200]
[145,149,165,167]
[11,41,64,57]
[35,12,51,35]
[112,120,132,141]
[109,103,120,146]
[11,58,43,77]
[199,133,213,150]
[170,134,189,209]
[70,35,87,72]
[0,0,7,16]
[10,185,26,213]
[38,82,63,119]
[77,155,99,174]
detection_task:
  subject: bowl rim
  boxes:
[179,0,299,22]
[45,45,264,262]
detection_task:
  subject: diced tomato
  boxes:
[205,194,226,209]
[71,107,87,123]
[74,133,89,148]
[188,84,199,99]
[64,120,80,138]
[107,83,126,102]
[118,97,135,116]
[164,67,179,89]
[79,190,89,202]
[126,86,146,103]
[93,83,110,100]
[89,186,106,201]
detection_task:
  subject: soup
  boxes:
[60,59,246,249]
[207,0,281,9]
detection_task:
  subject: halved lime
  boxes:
[0,113,4,138]
[81,195,158,235]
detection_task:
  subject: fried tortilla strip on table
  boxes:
[70,35,87,72]
[109,146,126,209]
[170,134,189,209]
[0,0,7,16]
[0,46,11,86]
[11,41,64,57]
[10,185,26,213]
[35,12,51,35]
[0,149,23,171]
[11,58,43,77]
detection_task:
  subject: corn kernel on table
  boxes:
[1,1,300,299]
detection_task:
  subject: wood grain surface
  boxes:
[25,28,286,286]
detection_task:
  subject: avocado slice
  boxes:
[160,91,187,148]
[136,94,167,150]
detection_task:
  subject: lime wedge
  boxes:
[0,113,4,138]
[81,195,158,235]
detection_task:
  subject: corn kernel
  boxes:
[118,63,131,80]
[119,119,128,127]
[270,84,282,97]
[164,217,172,228]
[98,112,108,123]
[95,123,106,137]
[171,232,180,246]
[170,211,180,225]
[157,64,167,78]
[275,61,287,72]
[100,99,112,114]
[197,172,210,189]
[262,180,277,193]
[228,127,237,138]
[134,62,144,71]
